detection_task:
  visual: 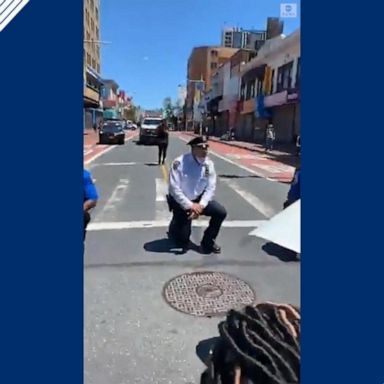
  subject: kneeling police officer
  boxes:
[167,136,227,253]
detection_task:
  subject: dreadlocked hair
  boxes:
[201,302,300,384]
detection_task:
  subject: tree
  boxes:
[162,97,175,120]
[124,105,138,122]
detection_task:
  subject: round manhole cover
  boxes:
[162,271,256,317]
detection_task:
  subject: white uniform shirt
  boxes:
[169,153,216,210]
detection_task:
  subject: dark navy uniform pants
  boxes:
[84,211,91,240]
[168,197,227,247]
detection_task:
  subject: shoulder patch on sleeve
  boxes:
[172,160,180,170]
[204,164,210,177]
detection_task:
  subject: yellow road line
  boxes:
[161,163,169,184]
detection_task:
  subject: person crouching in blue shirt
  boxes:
[284,167,300,208]
[84,169,99,240]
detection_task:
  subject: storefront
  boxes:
[264,90,300,144]
[83,66,102,129]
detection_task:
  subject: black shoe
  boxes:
[201,242,221,254]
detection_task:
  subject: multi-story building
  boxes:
[222,27,266,50]
[100,79,119,119]
[84,0,101,74]
[185,46,238,129]
[208,49,257,135]
[238,29,301,143]
[221,18,284,51]
[84,0,102,128]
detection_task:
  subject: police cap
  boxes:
[187,136,209,149]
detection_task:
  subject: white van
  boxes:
[139,117,163,144]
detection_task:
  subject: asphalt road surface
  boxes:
[84,133,300,384]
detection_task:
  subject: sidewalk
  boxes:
[177,132,295,183]
[183,132,300,169]
[84,129,99,151]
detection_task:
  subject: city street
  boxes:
[84,133,300,384]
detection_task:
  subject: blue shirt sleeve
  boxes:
[84,170,99,201]
[287,170,300,202]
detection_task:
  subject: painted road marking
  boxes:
[96,162,137,166]
[87,220,267,231]
[161,163,169,182]
[177,135,295,183]
[84,145,117,166]
[155,178,168,202]
[177,135,268,180]
[94,179,130,222]
[222,179,277,218]
[84,133,138,166]
[155,178,171,221]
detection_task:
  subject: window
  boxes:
[240,83,245,101]
[245,80,255,100]
[295,58,301,88]
[96,27,99,39]
[211,62,218,70]
[277,61,293,92]
[91,58,96,69]
[255,40,264,50]
[97,63,100,74]
[211,50,218,57]
[250,81,256,98]
[87,53,92,65]
[257,79,263,96]
[95,7,99,21]
[270,69,275,94]
[91,19,94,32]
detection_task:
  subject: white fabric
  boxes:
[249,200,301,253]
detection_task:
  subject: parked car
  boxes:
[126,120,137,130]
[99,122,125,145]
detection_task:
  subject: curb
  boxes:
[181,132,288,156]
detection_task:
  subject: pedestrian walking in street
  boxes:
[84,169,99,241]
[156,119,169,165]
[265,123,276,152]
[167,136,227,253]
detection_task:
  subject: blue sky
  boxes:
[100,0,300,109]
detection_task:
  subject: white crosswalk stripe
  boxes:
[91,176,278,229]
[88,220,267,231]
[221,179,277,218]
[155,178,171,221]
